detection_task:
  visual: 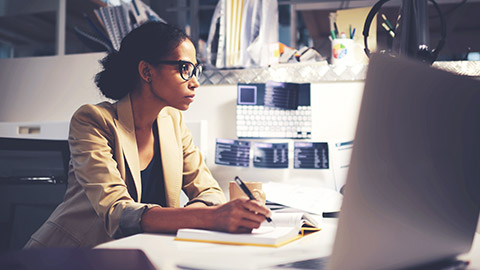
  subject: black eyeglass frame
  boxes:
[157,60,202,81]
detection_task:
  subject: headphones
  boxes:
[362,0,447,64]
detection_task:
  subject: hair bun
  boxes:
[95,51,132,100]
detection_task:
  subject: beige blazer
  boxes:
[26,95,225,248]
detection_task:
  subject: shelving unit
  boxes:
[199,60,480,86]
[1,0,479,60]
[0,0,106,57]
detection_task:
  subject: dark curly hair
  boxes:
[95,22,191,100]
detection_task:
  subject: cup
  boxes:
[331,38,363,65]
[229,181,266,205]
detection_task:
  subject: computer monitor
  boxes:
[0,138,69,251]
[328,53,480,270]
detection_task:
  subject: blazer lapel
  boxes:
[157,110,182,207]
[114,94,142,202]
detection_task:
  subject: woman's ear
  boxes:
[138,60,152,83]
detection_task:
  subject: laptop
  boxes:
[277,53,480,270]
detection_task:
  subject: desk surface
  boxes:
[97,218,480,270]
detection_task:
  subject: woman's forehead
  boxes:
[174,40,197,63]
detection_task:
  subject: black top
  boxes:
[140,122,166,206]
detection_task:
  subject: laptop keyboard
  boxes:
[236,105,312,139]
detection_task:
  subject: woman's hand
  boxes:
[209,198,272,233]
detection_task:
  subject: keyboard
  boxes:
[236,105,312,139]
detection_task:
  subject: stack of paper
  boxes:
[95,4,131,51]
[93,1,165,51]
[206,0,279,68]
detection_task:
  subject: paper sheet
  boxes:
[263,182,343,214]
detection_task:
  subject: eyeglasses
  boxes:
[157,60,202,81]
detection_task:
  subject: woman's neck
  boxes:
[130,89,166,131]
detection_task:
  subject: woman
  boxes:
[25,22,270,248]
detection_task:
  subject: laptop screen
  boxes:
[328,54,480,270]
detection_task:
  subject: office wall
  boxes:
[0,53,364,192]
[0,53,107,122]
[182,82,364,192]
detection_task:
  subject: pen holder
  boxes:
[229,181,266,205]
[331,38,362,65]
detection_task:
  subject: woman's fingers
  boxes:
[231,198,272,229]
[238,217,264,230]
[232,226,253,234]
[211,198,273,233]
[238,205,267,224]
[241,199,272,219]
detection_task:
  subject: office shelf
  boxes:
[0,0,106,57]
[433,61,480,77]
[199,60,480,85]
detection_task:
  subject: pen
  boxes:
[234,176,272,223]
[381,14,394,31]
[330,30,337,40]
[351,28,356,39]
[382,22,395,38]
[333,22,339,36]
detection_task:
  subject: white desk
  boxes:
[97,218,480,270]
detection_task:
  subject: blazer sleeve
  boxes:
[177,112,226,206]
[68,104,153,238]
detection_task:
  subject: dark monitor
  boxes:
[0,138,70,184]
[237,85,258,105]
[0,138,70,251]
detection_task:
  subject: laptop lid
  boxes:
[328,54,480,270]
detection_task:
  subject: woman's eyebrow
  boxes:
[180,59,198,65]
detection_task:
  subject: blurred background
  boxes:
[0,0,479,61]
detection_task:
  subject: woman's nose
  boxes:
[189,75,200,89]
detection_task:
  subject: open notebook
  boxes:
[175,212,321,247]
